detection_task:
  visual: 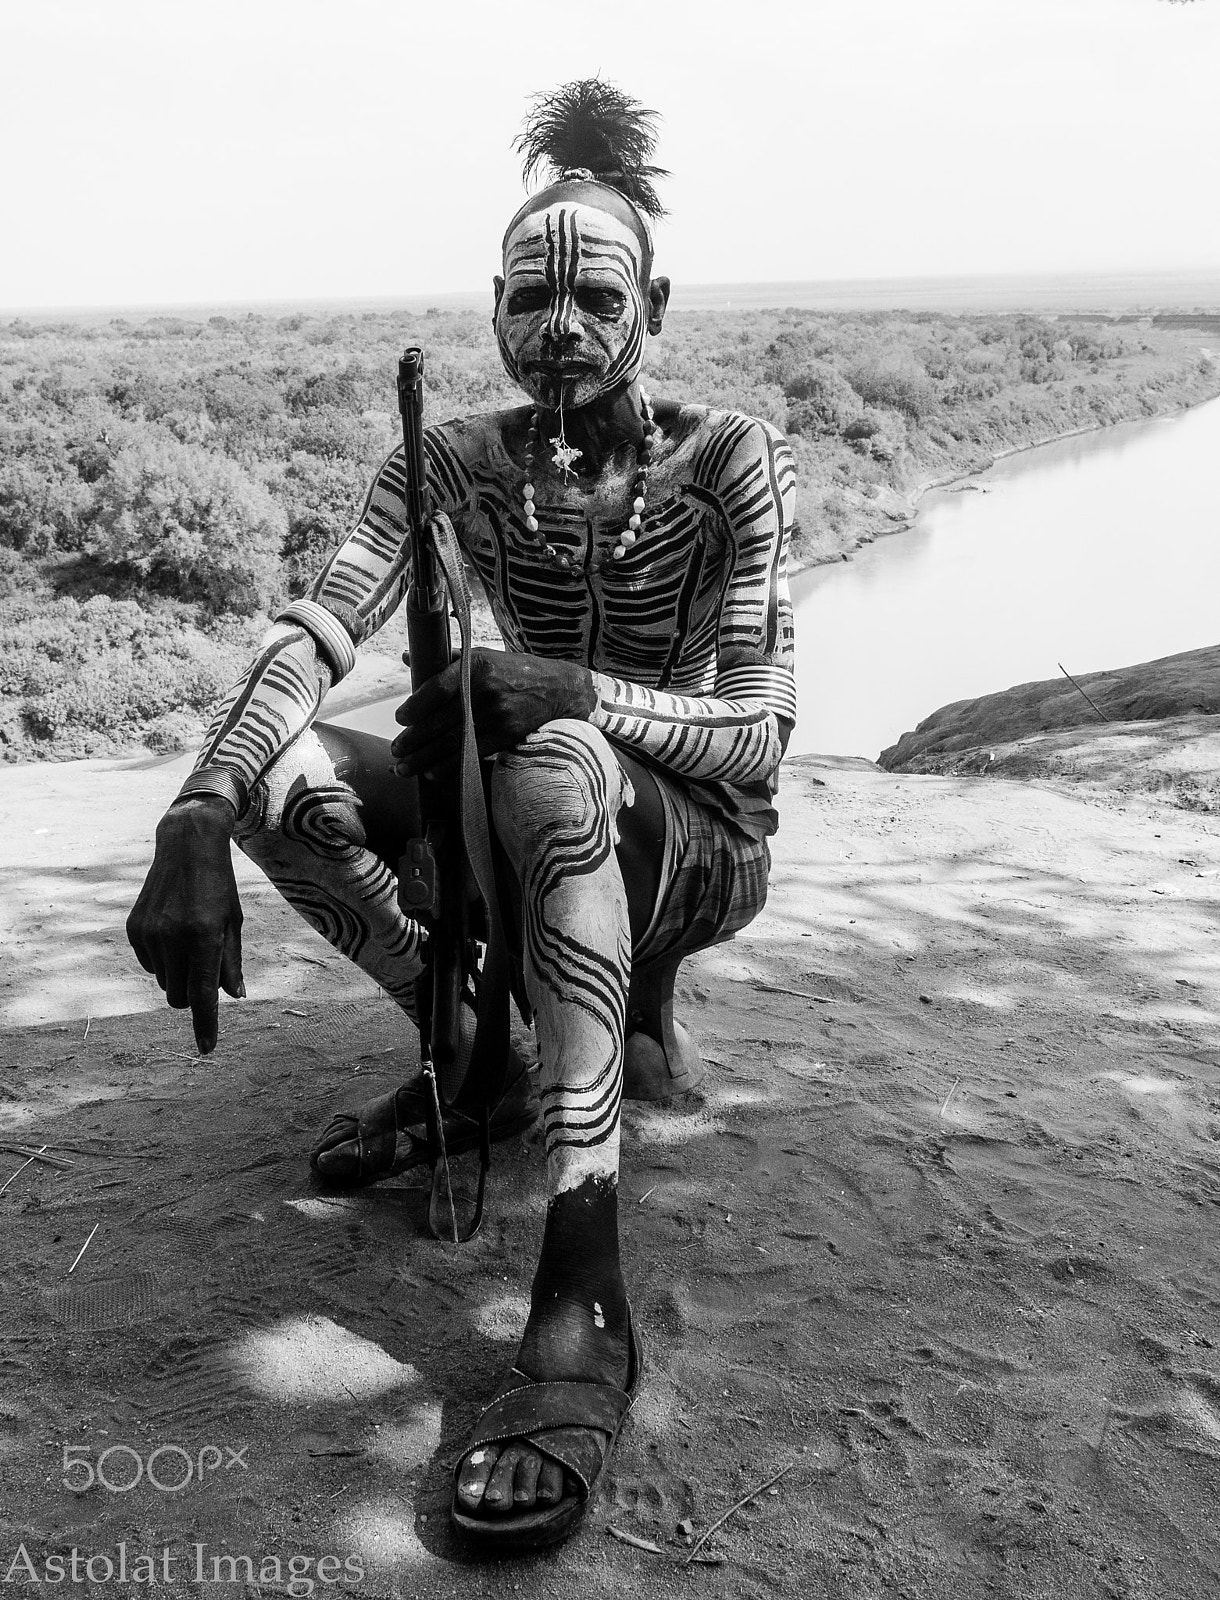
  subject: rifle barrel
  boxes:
[397,347,430,565]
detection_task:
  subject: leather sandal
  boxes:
[450,1308,643,1551]
[309,1054,536,1187]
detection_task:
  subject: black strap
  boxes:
[415,514,511,1242]
[428,513,512,1121]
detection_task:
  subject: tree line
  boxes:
[2,303,1214,761]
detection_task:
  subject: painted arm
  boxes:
[588,416,797,785]
[128,431,472,1053]
[184,430,471,809]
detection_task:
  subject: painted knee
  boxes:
[234,730,366,858]
[230,728,424,1007]
[490,718,632,867]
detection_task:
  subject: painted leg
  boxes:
[455,720,635,1520]
[233,728,426,1015]
[240,724,536,1183]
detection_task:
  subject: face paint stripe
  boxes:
[553,209,568,340]
[562,210,582,340]
[602,312,646,388]
[552,211,565,340]
[544,212,561,344]
[505,250,548,276]
[573,234,641,267]
[551,208,574,341]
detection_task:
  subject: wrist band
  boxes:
[172,767,248,817]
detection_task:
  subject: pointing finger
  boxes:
[186,937,223,1055]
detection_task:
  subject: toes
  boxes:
[455,1444,500,1511]
[512,1450,541,1507]
[458,1446,580,1518]
[312,1132,359,1177]
[482,1443,526,1513]
[535,1458,565,1505]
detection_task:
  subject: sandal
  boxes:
[450,1308,643,1551]
[309,1054,536,1187]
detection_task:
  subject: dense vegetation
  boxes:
[2,304,1215,763]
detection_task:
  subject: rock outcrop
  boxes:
[880,644,1220,770]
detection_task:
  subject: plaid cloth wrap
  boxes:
[630,757,771,971]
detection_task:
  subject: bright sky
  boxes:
[3,0,1218,311]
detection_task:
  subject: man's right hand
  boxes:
[126,797,245,1055]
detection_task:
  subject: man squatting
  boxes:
[126,81,796,1552]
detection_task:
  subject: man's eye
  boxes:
[506,287,550,315]
[575,288,626,318]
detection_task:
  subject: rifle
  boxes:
[395,348,510,1242]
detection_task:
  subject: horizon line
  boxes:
[5,265,1220,321]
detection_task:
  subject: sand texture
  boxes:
[2,750,1219,1598]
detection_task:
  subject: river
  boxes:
[335,397,1220,761]
[790,396,1220,759]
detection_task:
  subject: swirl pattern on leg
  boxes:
[491,719,633,1196]
[234,730,425,1016]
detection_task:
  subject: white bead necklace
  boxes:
[520,391,655,572]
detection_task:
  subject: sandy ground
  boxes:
[2,748,1219,1599]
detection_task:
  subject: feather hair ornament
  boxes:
[514,78,668,221]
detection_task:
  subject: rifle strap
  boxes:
[427,513,512,1124]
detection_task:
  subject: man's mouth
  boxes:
[529,358,595,376]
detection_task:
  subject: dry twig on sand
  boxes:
[750,981,836,1003]
[68,1224,99,1275]
[684,1461,795,1566]
[939,1078,961,1119]
[0,1143,73,1172]
[0,1146,50,1195]
[606,1526,665,1555]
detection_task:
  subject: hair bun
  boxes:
[514,78,668,221]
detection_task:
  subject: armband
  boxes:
[172,767,248,817]
[275,598,359,683]
[716,660,798,726]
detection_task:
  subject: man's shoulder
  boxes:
[427,408,526,467]
[405,408,530,513]
[666,404,788,487]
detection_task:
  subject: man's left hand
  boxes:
[392,648,596,777]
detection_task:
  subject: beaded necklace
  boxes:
[519,391,655,572]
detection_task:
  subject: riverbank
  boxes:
[787,320,1220,573]
[789,382,1220,763]
[3,747,1219,1599]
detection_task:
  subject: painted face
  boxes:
[496,202,649,411]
